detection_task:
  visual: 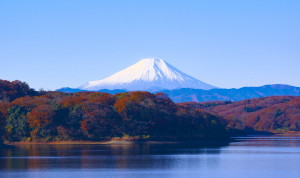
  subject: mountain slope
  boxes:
[79,58,216,91]
[179,96,300,132]
[160,84,300,102]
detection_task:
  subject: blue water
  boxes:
[1,136,300,178]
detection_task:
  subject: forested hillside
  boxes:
[1,79,299,144]
[0,80,38,102]
[180,96,300,133]
[0,80,227,143]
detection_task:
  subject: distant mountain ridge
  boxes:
[58,87,127,94]
[57,84,300,102]
[161,84,300,102]
[79,58,216,91]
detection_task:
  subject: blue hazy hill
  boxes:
[57,84,300,103]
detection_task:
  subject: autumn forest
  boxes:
[0,79,299,144]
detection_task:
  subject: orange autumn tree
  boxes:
[80,102,121,140]
[88,93,116,105]
[27,104,55,141]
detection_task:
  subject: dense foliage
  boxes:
[0,80,227,142]
[180,96,300,133]
[0,79,37,102]
[2,79,299,143]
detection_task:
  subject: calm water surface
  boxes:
[1,136,300,178]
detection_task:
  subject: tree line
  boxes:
[2,79,298,143]
[0,79,227,142]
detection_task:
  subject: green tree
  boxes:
[6,106,30,142]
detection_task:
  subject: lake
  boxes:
[0,136,300,178]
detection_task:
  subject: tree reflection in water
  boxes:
[0,141,228,170]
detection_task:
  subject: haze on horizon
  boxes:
[0,0,299,90]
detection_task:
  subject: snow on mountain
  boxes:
[79,58,216,91]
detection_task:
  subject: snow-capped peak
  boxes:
[79,58,216,91]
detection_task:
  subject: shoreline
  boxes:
[6,140,135,145]
[5,140,229,145]
[3,131,300,146]
[273,131,300,137]
[5,139,230,146]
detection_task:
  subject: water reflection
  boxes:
[1,137,300,178]
[0,141,227,170]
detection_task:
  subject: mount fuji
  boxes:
[78,58,216,91]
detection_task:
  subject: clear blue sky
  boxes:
[1,0,299,90]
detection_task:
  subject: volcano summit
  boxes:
[79,58,216,91]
